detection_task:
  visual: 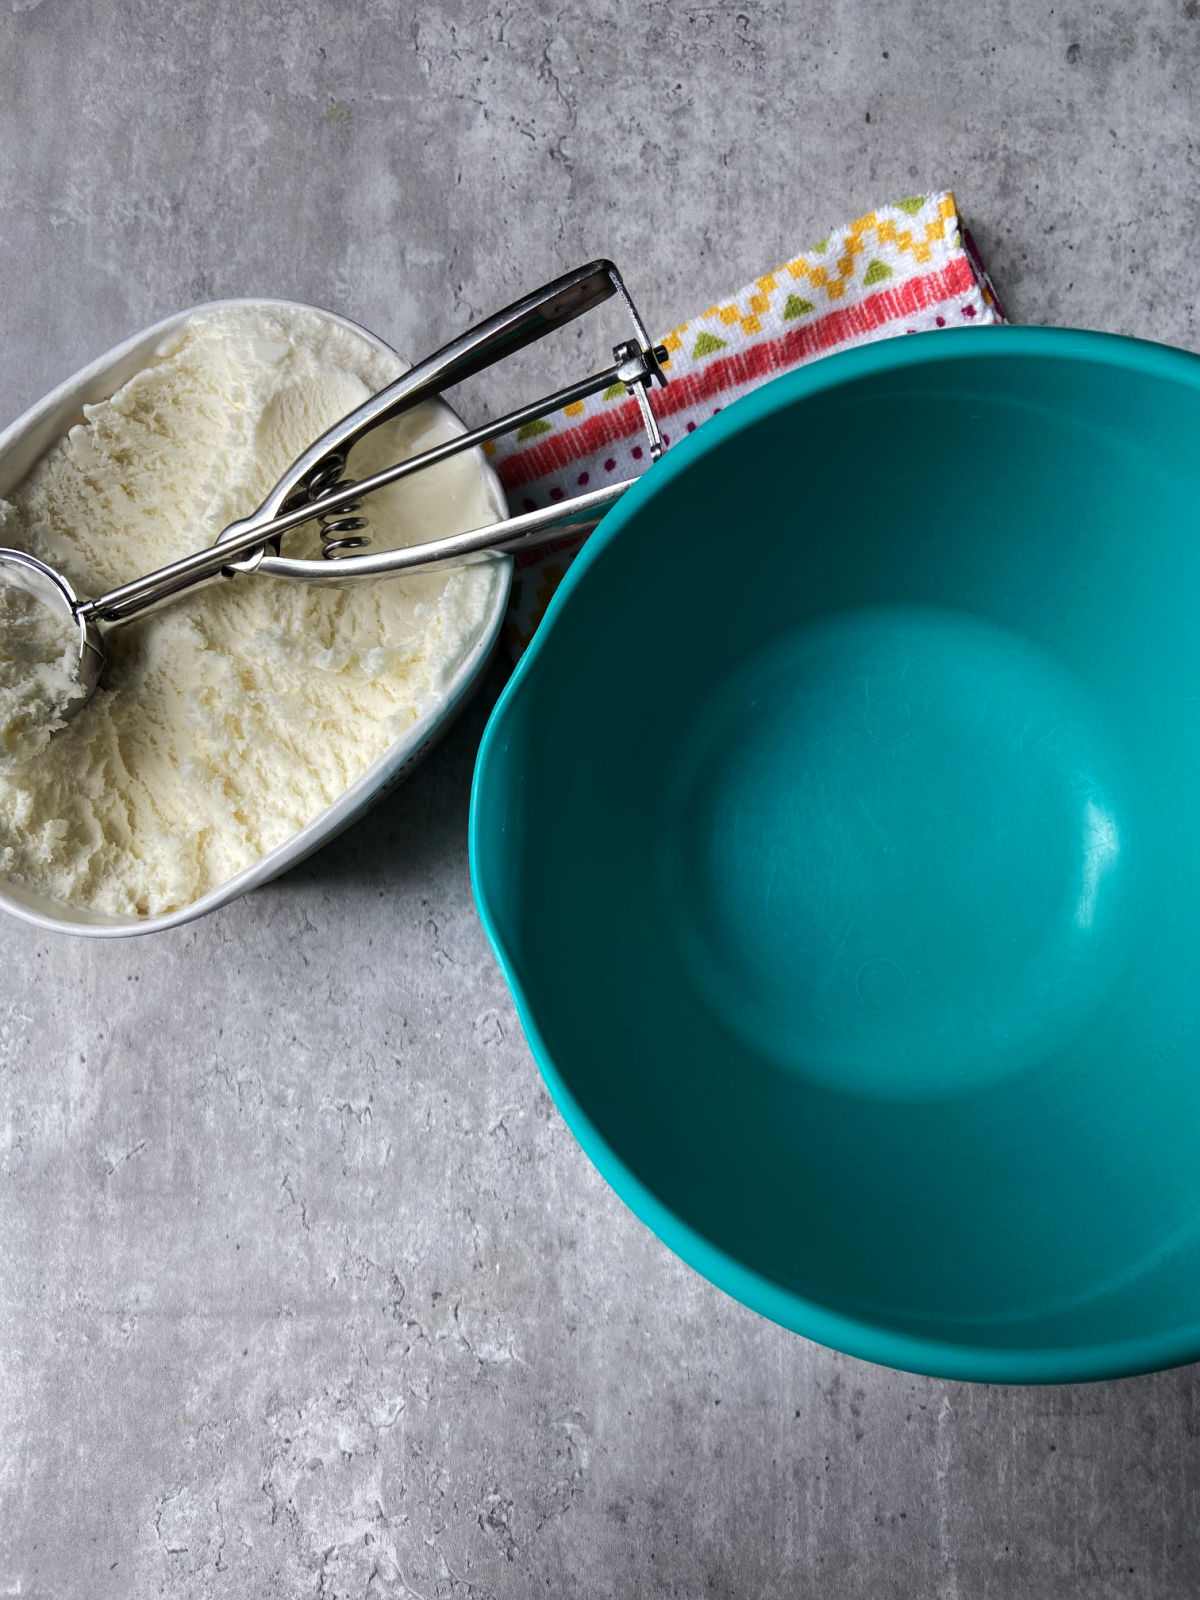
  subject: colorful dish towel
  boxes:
[488,190,1006,658]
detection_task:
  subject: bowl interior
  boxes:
[472,329,1200,1377]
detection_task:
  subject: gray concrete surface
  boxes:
[2,1,1200,1594]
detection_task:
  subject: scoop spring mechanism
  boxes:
[305,454,369,558]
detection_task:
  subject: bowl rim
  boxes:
[470,322,1200,1383]
[0,295,511,937]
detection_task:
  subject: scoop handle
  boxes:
[79,471,639,627]
[246,259,644,533]
[257,478,636,582]
[79,261,666,625]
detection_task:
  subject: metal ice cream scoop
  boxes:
[0,259,668,721]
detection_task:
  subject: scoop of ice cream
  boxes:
[0,303,504,917]
[0,569,80,763]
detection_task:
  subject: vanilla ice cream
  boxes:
[0,304,504,917]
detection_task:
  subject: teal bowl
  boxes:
[469,326,1200,1381]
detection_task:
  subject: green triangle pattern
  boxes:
[516,417,554,441]
[863,258,893,286]
[810,235,829,254]
[782,294,815,321]
[693,330,728,359]
[602,382,627,401]
[895,196,926,216]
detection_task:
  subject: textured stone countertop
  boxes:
[2,3,1199,1595]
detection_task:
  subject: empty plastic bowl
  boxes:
[470,325,1200,1381]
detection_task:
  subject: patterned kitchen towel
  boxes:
[489,190,1006,657]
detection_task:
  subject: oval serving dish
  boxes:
[0,299,509,937]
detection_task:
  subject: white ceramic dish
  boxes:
[0,297,511,937]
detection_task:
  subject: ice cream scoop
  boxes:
[0,259,667,730]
